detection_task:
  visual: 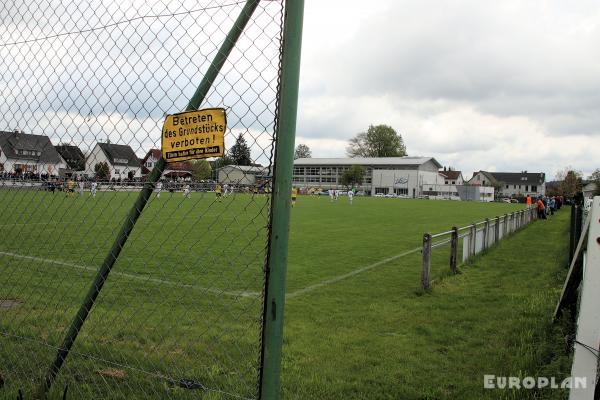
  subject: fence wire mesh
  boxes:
[0,0,284,398]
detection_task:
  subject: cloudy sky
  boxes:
[296,0,600,180]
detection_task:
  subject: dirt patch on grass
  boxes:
[0,299,22,309]
[97,368,127,379]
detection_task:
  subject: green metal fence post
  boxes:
[39,1,260,396]
[259,0,304,399]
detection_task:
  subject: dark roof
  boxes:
[96,142,140,167]
[55,145,85,170]
[439,170,462,180]
[0,130,62,164]
[146,149,161,161]
[488,172,545,185]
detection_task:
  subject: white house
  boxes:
[470,171,546,198]
[85,142,141,179]
[438,169,464,185]
[0,130,66,176]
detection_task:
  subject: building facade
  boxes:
[0,130,66,176]
[141,149,193,179]
[55,144,85,177]
[469,171,546,198]
[292,157,444,197]
[84,142,141,180]
[217,165,269,186]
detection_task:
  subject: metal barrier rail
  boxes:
[421,207,538,290]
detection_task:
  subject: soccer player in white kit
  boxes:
[90,181,97,197]
[183,184,191,198]
[156,181,163,198]
[348,190,354,204]
[329,189,334,202]
[78,180,85,195]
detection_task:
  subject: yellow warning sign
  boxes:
[161,108,226,162]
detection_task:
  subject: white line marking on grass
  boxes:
[286,247,422,299]
[0,251,259,298]
[0,221,75,228]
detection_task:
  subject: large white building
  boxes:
[293,157,444,197]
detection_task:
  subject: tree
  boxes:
[340,165,365,189]
[191,159,212,181]
[214,155,235,169]
[94,162,110,180]
[346,124,407,157]
[294,144,312,159]
[555,166,582,198]
[230,133,252,166]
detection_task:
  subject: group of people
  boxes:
[328,189,354,204]
[527,194,564,220]
[289,187,355,208]
[45,178,98,197]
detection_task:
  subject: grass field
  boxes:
[0,188,571,399]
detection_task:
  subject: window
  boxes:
[394,188,408,195]
[531,185,537,192]
[14,163,37,172]
[306,167,319,175]
[451,181,455,185]
[375,187,388,194]
[514,185,517,189]
[506,185,509,189]
[115,169,120,174]
[293,167,304,175]
[525,185,529,191]
[445,180,448,184]
[146,162,153,168]
[292,176,305,184]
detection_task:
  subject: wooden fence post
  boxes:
[422,233,431,290]
[504,214,508,237]
[450,226,458,274]
[569,205,576,261]
[494,216,500,244]
[483,218,490,249]
[470,223,476,257]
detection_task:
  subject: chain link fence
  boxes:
[0,0,288,398]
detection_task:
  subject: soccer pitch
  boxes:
[0,189,525,399]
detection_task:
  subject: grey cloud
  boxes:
[305,0,600,132]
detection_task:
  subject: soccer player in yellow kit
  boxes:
[67,179,75,197]
[215,184,222,202]
[291,187,298,207]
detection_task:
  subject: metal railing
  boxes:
[421,207,538,289]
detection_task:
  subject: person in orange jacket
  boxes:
[536,198,546,219]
